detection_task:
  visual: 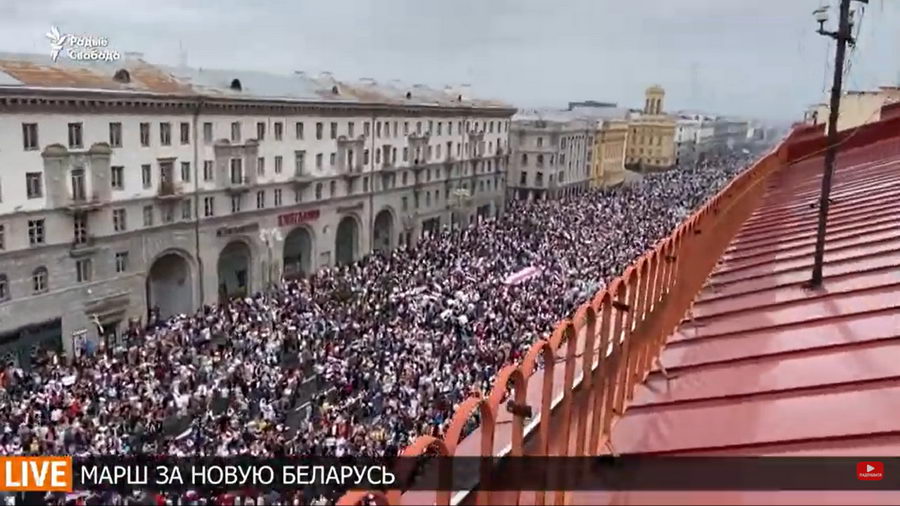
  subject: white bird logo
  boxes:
[46,25,68,62]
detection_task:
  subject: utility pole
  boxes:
[809,0,867,288]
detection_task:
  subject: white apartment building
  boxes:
[508,111,594,201]
[0,53,514,364]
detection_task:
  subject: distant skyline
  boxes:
[0,0,898,122]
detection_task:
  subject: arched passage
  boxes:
[335,216,359,266]
[283,226,314,278]
[218,241,252,301]
[147,252,193,320]
[373,209,394,253]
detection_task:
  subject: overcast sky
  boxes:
[0,0,898,122]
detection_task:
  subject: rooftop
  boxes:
[0,52,512,109]
[571,107,900,505]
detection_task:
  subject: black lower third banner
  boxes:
[58,457,900,492]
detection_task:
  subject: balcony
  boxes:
[155,181,183,200]
[69,236,98,257]
[225,176,251,195]
[64,193,104,212]
[291,171,315,188]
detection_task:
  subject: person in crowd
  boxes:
[3,155,752,506]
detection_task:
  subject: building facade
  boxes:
[805,86,900,133]
[508,112,594,201]
[0,53,514,364]
[591,119,628,187]
[626,86,676,171]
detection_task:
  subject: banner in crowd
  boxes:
[503,267,541,285]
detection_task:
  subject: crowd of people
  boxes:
[0,154,752,505]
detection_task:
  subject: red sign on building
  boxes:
[277,209,320,227]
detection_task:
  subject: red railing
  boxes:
[336,123,868,505]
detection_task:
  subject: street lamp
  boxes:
[808,0,868,290]
[259,227,283,289]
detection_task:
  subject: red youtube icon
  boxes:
[857,461,884,481]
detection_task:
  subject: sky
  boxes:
[0,0,898,123]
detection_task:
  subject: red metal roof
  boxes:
[573,125,900,505]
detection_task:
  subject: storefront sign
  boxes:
[278,209,321,227]
[337,202,364,214]
[216,223,260,237]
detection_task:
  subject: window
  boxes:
[274,188,283,206]
[537,137,543,148]
[204,197,215,217]
[230,158,244,184]
[416,121,422,135]
[181,199,192,220]
[403,147,409,162]
[115,251,129,273]
[402,196,408,211]
[72,213,88,245]
[520,172,527,185]
[393,121,399,137]
[140,122,150,146]
[294,188,303,203]
[426,192,431,207]
[230,195,242,213]
[0,274,7,302]
[180,122,190,144]
[402,172,408,186]
[181,161,191,182]
[537,155,544,166]
[256,190,266,209]
[143,205,154,226]
[363,177,369,192]
[160,122,171,146]
[26,172,43,199]
[113,208,127,232]
[376,149,381,164]
[348,122,355,138]
[163,206,174,223]
[257,157,265,176]
[275,155,283,174]
[231,122,242,142]
[0,224,4,251]
[316,122,323,140]
[364,149,369,165]
[108,122,122,147]
[376,122,382,138]
[329,153,336,166]
[427,146,432,160]
[392,147,397,164]
[536,172,544,186]
[203,161,214,181]
[295,151,306,175]
[22,123,38,150]
[76,258,92,283]
[403,122,409,135]
[330,180,337,197]
[428,120,434,134]
[274,122,283,140]
[203,122,213,143]
[28,219,45,246]
[32,267,48,294]
[449,122,453,135]
[438,122,443,135]
[296,122,304,139]
[330,122,337,139]
[68,122,83,148]
[316,153,323,169]
[521,154,528,165]
[315,183,322,200]
[108,166,125,191]
[364,122,371,137]
[257,121,266,140]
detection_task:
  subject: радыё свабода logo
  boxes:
[46,25,120,63]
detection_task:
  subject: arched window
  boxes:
[32,267,48,294]
[230,79,242,91]
[0,274,9,301]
